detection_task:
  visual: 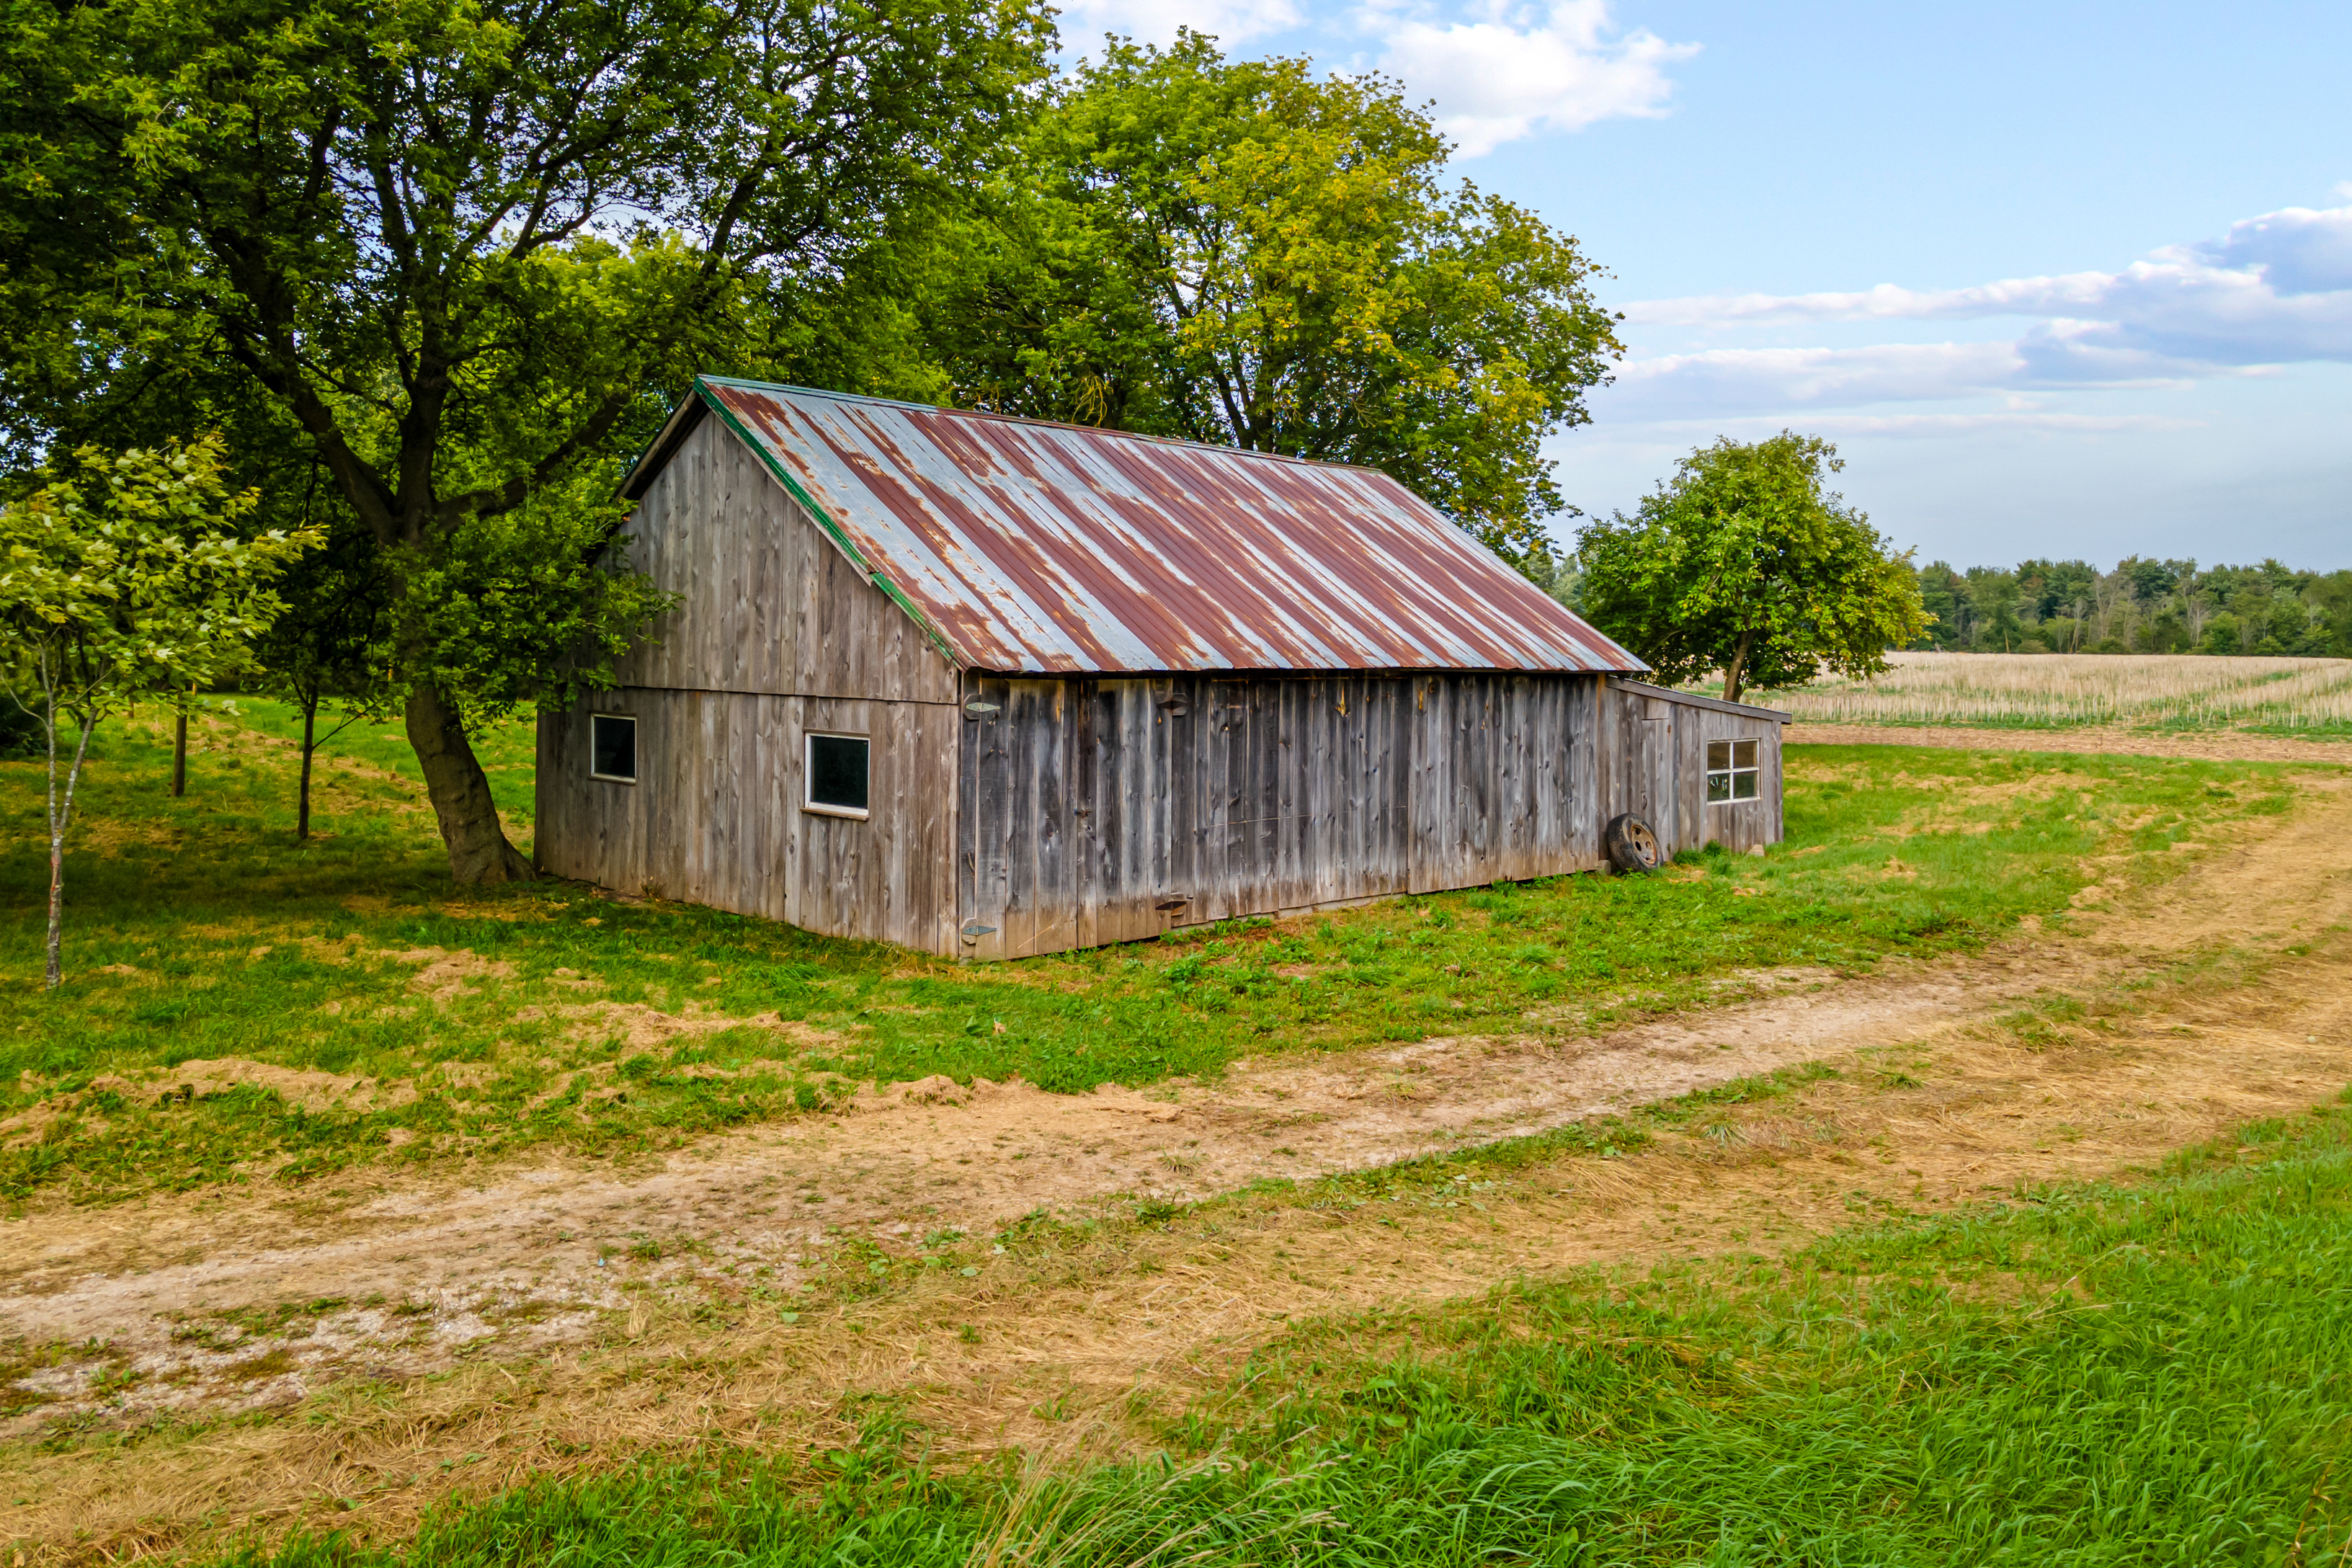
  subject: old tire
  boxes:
[1603,813,1662,873]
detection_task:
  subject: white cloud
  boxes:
[1607,342,2031,419]
[2202,203,2352,296]
[1615,411,2204,441]
[1811,411,2201,438]
[1375,1,1698,156]
[1623,276,2116,329]
[1608,202,2352,420]
[1623,205,2352,368]
[1051,0,1696,152]
[1606,331,2266,420]
[1057,0,1301,48]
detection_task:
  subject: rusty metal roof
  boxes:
[624,375,1646,677]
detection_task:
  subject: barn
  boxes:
[535,375,1791,960]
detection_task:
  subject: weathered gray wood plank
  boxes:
[542,662,1781,961]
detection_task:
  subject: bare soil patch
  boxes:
[0,961,2006,1376]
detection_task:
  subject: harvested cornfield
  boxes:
[1757,651,2352,731]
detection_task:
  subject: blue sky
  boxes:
[1058,0,2352,571]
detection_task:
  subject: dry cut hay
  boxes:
[1758,651,2352,730]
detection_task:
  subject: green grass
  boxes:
[220,1092,2352,1567]
[0,703,2316,1202]
[225,695,539,822]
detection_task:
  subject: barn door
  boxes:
[1072,679,1100,950]
[1632,695,1676,855]
[958,676,1011,961]
[1070,679,1172,946]
[959,677,1087,960]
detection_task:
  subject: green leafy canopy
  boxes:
[925,30,1623,563]
[1577,432,1930,703]
[0,435,315,984]
[1,0,1054,882]
[0,437,315,712]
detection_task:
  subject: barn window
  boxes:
[805,732,870,819]
[590,713,637,783]
[1706,739,1760,803]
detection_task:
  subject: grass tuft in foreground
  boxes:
[228,1092,2352,1567]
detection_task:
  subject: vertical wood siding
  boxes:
[614,415,958,706]
[958,672,1606,961]
[536,692,961,955]
[536,415,963,954]
[1408,674,1598,894]
[1595,679,1786,859]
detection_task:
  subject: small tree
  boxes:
[0,437,316,986]
[1577,433,1928,703]
[251,503,396,840]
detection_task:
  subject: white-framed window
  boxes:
[590,713,638,783]
[1706,738,1760,803]
[804,731,870,819]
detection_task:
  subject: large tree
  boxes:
[4,0,1048,881]
[930,30,1622,563]
[1577,433,1928,704]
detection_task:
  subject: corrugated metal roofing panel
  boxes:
[633,375,1646,677]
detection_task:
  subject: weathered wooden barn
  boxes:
[536,376,1790,959]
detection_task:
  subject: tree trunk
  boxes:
[172,705,187,796]
[1721,628,1758,706]
[405,682,533,883]
[46,711,95,992]
[298,697,317,842]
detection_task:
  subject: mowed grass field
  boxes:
[233,1094,2352,1567]
[0,700,2308,1204]
[1756,650,2352,733]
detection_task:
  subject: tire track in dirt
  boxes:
[5,775,2347,1373]
[0,964,1990,1352]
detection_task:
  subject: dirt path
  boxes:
[17,778,2346,1371]
[1786,721,2352,764]
[0,961,1987,1354]
[5,772,2351,1560]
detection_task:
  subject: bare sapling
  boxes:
[251,509,396,843]
[19,649,100,989]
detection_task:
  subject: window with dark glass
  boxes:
[590,713,637,783]
[1706,738,1760,803]
[806,732,870,816]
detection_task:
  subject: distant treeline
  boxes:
[1907,559,2352,656]
[1526,552,2352,660]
